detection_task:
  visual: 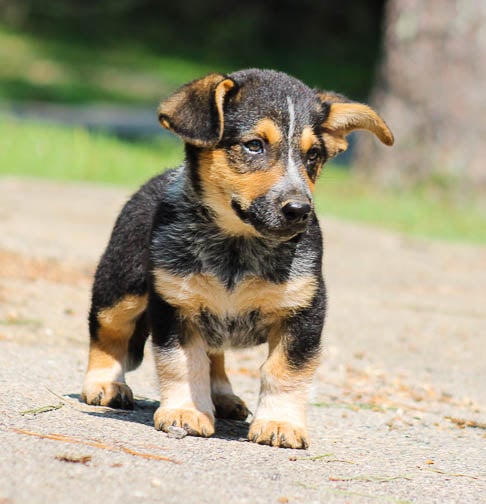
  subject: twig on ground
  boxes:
[329,474,413,483]
[289,453,334,461]
[20,404,64,416]
[445,416,486,430]
[289,453,354,464]
[419,467,484,481]
[11,428,180,464]
[55,454,92,464]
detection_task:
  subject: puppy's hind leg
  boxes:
[82,294,148,409]
[81,175,163,409]
[210,352,249,421]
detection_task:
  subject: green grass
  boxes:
[0,120,183,187]
[1,119,485,244]
[316,169,486,244]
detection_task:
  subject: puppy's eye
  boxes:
[243,139,264,154]
[307,148,320,162]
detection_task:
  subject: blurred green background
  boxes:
[0,0,385,103]
[1,0,485,243]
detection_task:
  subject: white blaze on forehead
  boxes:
[287,96,296,146]
[286,96,307,191]
[286,97,297,173]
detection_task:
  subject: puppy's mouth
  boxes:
[231,198,309,240]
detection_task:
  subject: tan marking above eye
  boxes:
[300,126,319,153]
[253,118,283,144]
[153,268,318,319]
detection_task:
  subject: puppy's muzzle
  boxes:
[231,195,313,240]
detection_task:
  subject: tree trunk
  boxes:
[355,0,486,189]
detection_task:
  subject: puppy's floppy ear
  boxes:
[316,91,394,158]
[158,73,237,147]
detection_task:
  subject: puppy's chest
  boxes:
[151,224,317,347]
[197,309,271,348]
[153,267,316,345]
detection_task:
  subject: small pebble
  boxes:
[167,426,188,439]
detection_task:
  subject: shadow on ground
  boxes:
[67,394,251,441]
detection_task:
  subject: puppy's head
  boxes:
[158,69,394,240]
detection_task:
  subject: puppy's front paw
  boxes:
[248,419,309,449]
[154,407,215,437]
[213,393,250,420]
[81,381,134,410]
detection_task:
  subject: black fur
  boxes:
[88,171,174,344]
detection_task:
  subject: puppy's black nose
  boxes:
[281,200,311,223]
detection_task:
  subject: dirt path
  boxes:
[0,177,485,504]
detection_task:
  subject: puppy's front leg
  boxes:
[248,318,319,448]
[150,295,215,437]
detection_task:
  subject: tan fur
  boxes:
[214,79,236,142]
[322,102,394,158]
[86,341,125,371]
[209,353,228,384]
[300,126,322,188]
[82,294,147,407]
[305,175,317,192]
[153,268,318,318]
[300,126,318,152]
[159,117,170,129]
[158,73,223,121]
[209,353,249,420]
[198,177,261,238]
[254,118,283,144]
[199,149,284,236]
[248,330,320,448]
[321,132,349,158]
[157,73,234,147]
[87,294,147,372]
[96,294,148,342]
[248,419,309,449]
[263,331,317,387]
[154,408,214,437]
[81,380,133,408]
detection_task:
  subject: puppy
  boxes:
[81,69,393,449]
